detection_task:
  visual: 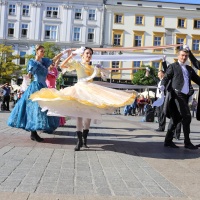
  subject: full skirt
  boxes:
[30,82,137,121]
[7,81,60,132]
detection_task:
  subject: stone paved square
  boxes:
[0,111,200,199]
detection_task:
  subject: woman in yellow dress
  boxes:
[30,47,137,150]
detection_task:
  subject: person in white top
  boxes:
[155,70,166,131]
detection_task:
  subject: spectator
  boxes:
[1,83,12,111]
[137,95,146,116]
[191,98,198,117]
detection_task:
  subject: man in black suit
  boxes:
[160,49,200,149]
[183,44,200,120]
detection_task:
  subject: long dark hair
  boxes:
[84,47,93,54]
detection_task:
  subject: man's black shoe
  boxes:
[155,128,164,132]
[196,144,200,148]
[164,142,179,148]
[185,143,198,150]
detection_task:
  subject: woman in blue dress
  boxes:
[7,44,66,142]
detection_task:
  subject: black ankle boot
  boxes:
[30,131,44,142]
[74,131,83,151]
[83,129,89,148]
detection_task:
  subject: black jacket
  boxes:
[161,62,200,92]
[188,50,200,120]
[161,62,200,118]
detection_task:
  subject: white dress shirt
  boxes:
[178,60,189,95]
[156,80,162,98]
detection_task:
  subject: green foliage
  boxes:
[42,42,61,59]
[56,73,65,90]
[0,44,21,83]
[132,65,158,85]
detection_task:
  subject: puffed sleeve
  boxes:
[42,58,53,68]
[27,59,37,74]
[63,59,79,72]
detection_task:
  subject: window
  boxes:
[73,27,81,41]
[192,39,200,51]
[155,17,163,26]
[175,34,186,51]
[45,25,57,40]
[114,14,123,23]
[22,5,29,16]
[194,19,200,29]
[113,34,121,46]
[133,61,140,73]
[88,28,94,42]
[8,23,14,37]
[134,36,142,46]
[152,61,160,70]
[112,61,119,72]
[153,32,164,51]
[21,24,28,38]
[88,9,95,20]
[46,7,58,18]
[19,51,26,65]
[177,18,186,28]
[75,9,82,19]
[154,36,161,46]
[112,30,124,46]
[177,38,184,49]
[9,4,16,15]
[133,31,144,49]
[135,15,144,25]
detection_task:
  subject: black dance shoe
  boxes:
[185,143,198,150]
[164,141,179,148]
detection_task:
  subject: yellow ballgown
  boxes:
[30,59,137,121]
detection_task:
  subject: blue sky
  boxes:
[146,0,200,4]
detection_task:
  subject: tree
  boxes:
[132,65,158,85]
[21,42,61,77]
[42,42,61,58]
[0,44,21,84]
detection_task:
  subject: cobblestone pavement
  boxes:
[0,111,200,200]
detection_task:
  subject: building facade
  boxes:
[0,0,104,63]
[0,0,200,86]
[103,0,200,83]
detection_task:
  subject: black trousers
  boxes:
[165,91,191,145]
[157,103,166,130]
[2,95,10,111]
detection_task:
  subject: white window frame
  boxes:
[73,27,81,41]
[154,36,161,46]
[22,5,30,16]
[44,25,57,40]
[112,61,119,72]
[155,17,162,26]
[9,4,16,15]
[87,28,94,42]
[21,24,28,38]
[75,9,82,20]
[88,9,96,20]
[136,16,143,25]
[133,61,140,73]
[192,39,200,51]
[19,51,26,65]
[8,23,14,37]
[134,35,142,46]
[46,7,58,18]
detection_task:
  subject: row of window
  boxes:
[114,14,200,29]
[113,31,200,51]
[7,23,95,42]
[8,4,97,20]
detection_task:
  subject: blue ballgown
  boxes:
[7,58,59,132]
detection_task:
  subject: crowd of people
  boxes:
[1,43,200,151]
